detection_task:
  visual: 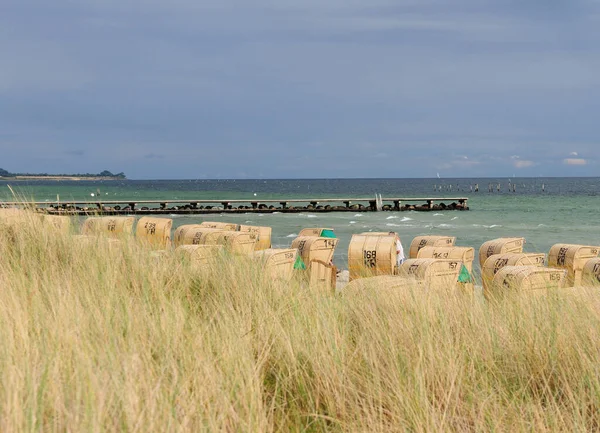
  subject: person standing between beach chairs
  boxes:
[390,232,406,266]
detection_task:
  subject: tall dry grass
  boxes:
[1,212,600,432]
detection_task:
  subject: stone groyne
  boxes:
[1,197,469,215]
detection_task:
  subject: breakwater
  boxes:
[1,197,469,215]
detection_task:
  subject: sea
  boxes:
[2,177,599,273]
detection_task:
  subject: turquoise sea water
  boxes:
[2,177,599,272]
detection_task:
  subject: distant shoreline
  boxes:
[1,176,122,181]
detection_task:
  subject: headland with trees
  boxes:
[0,168,126,180]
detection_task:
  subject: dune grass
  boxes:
[1,213,600,432]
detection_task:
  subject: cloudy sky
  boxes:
[1,0,599,179]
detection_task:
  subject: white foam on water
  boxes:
[354,213,364,217]
[349,221,357,224]
[433,213,444,216]
[245,221,253,223]
[286,233,298,238]
[437,224,453,228]
[307,214,317,218]
[401,217,413,222]
[386,216,398,220]
[386,223,401,227]
[488,224,502,228]
[451,217,458,221]
[272,212,281,214]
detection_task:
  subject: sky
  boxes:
[1,0,599,179]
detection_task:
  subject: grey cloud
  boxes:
[144,153,165,159]
[65,150,85,156]
[1,0,599,178]
[564,158,587,165]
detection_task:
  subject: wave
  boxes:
[354,214,364,217]
[307,214,317,218]
[401,217,413,222]
[386,216,398,220]
[433,213,444,216]
[451,217,458,221]
[286,234,298,238]
[349,221,357,224]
